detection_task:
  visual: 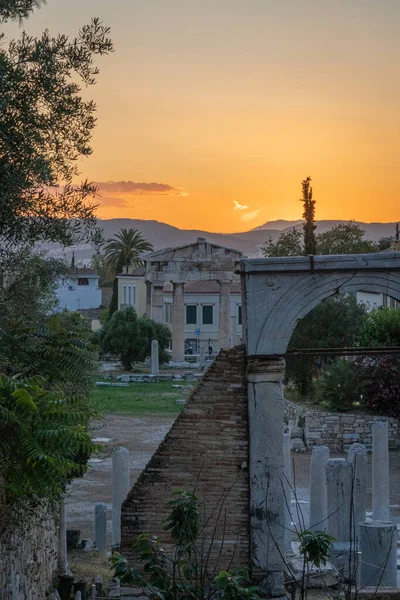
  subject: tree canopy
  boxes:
[0,12,113,257]
[300,176,317,255]
[104,228,154,275]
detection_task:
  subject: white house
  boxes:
[55,268,102,312]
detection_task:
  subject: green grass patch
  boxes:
[91,377,194,415]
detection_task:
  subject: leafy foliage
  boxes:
[316,359,360,411]
[360,307,400,347]
[316,223,378,255]
[301,176,317,255]
[298,530,335,568]
[0,13,113,254]
[105,228,153,275]
[0,0,45,22]
[356,357,400,418]
[101,307,171,370]
[287,295,367,395]
[262,228,303,257]
[0,376,97,502]
[110,489,260,600]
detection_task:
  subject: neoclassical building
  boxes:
[117,238,243,361]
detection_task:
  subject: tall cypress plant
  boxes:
[301,176,317,255]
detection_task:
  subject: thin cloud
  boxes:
[240,208,261,222]
[95,181,188,197]
[233,200,249,211]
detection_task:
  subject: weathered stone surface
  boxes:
[286,557,339,588]
[151,339,159,375]
[290,438,306,452]
[112,447,130,548]
[372,422,390,522]
[0,501,59,600]
[347,443,367,540]
[309,445,329,532]
[326,459,352,542]
[359,522,397,588]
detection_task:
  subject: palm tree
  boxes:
[104,228,153,275]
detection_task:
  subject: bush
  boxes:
[360,307,400,347]
[356,357,400,418]
[316,359,360,411]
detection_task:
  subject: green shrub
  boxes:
[356,357,400,418]
[316,359,360,411]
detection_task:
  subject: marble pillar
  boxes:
[94,502,107,552]
[326,459,352,542]
[151,283,164,324]
[171,282,185,362]
[112,447,130,548]
[348,443,367,542]
[151,339,159,375]
[199,344,206,368]
[283,432,292,555]
[145,281,152,318]
[359,522,397,588]
[372,421,390,522]
[217,280,231,350]
[309,445,329,531]
[248,357,286,598]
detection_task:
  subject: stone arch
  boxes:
[242,254,400,356]
[242,253,400,597]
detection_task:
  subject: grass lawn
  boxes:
[91,377,194,415]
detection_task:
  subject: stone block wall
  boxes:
[305,411,400,452]
[121,346,250,573]
[0,500,58,600]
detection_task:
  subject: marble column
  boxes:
[372,421,390,522]
[359,522,397,588]
[309,445,329,531]
[145,281,152,318]
[151,339,159,375]
[326,459,352,542]
[112,447,130,548]
[94,502,107,552]
[247,357,286,598]
[151,283,164,323]
[171,282,185,362]
[283,432,292,555]
[217,280,231,350]
[347,443,367,542]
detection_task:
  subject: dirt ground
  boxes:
[66,413,400,544]
[66,414,175,543]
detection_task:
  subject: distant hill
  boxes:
[45,218,398,264]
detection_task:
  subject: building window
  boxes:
[165,302,172,324]
[202,305,213,325]
[77,278,89,286]
[128,285,131,306]
[186,305,197,325]
[238,305,242,325]
[123,285,127,305]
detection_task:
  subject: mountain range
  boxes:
[46,219,399,263]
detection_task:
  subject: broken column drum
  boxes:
[359,522,397,587]
[171,282,185,362]
[94,502,107,552]
[283,432,292,555]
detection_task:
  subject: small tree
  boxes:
[356,357,400,418]
[300,177,317,255]
[101,307,171,370]
[316,359,360,411]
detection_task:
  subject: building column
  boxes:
[218,279,231,349]
[151,283,164,323]
[171,282,185,362]
[145,281,152,318]
[247,357,286,599]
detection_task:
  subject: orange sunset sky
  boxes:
[6,0,400,232]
